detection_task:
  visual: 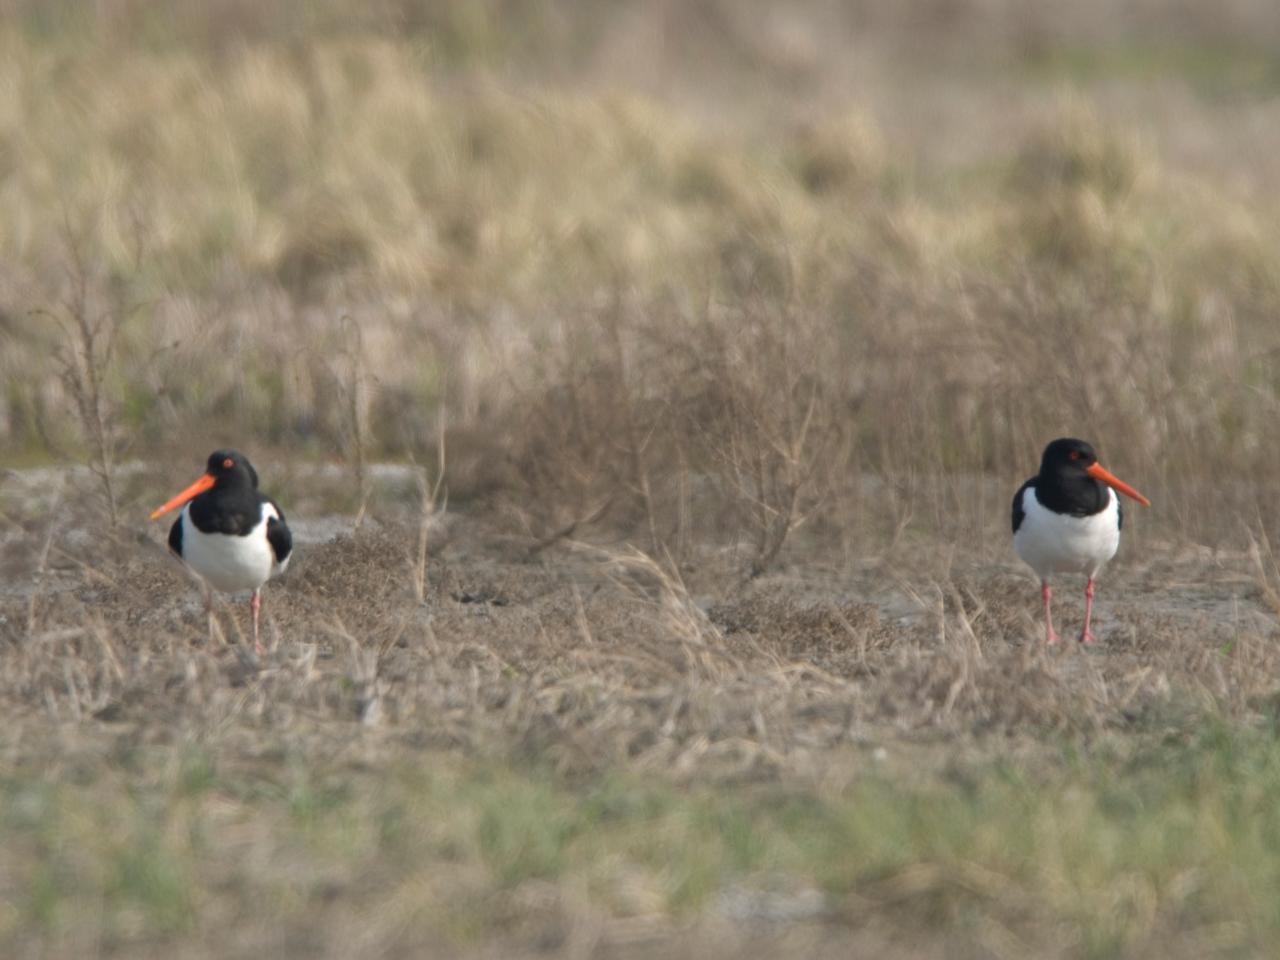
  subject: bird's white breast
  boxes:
[1013,485,1120,580]
[180,502,287,594]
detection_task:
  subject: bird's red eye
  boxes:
[223,458,234,468]
[1068,451,1080,460]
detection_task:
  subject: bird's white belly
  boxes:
[180,504,282,594]
[1014,487,1120,579]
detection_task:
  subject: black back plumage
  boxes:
[265,503,292,566]
[1011,438,1119,535]
[168,449,292,564]
[168,511,184,557]
[1011,479,1033,535]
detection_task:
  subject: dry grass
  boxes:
[5,1,1280,549]
[3,469,1280,956]
[5,1,1280,957]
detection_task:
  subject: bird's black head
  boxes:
[206,449,259,489]
[1031,437,1151,512]
[1039,437,1098,479]
[150,449,262,520]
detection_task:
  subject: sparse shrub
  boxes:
[35,227,142,527]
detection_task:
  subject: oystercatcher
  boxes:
[1012,438,1150,644]
[150,450,292,654]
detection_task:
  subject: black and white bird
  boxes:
[150,450,292,654]
[1012,438,1150,645]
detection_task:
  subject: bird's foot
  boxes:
[1045,627,1060,645]
[254,641,266,658]
[1079,629,1097,646]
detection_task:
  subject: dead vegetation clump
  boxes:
[708,587,890,678]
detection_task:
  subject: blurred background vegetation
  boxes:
[4,0,1280,544]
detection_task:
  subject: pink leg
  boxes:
[1042,580,1059,644]
[251,589,264,657]
[1080,578,1096,645]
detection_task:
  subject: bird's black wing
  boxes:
[265,497,292,565]
[1117,493,1123,531]
[1012,479,1035,535]
[167,515,183,557]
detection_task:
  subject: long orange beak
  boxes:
[1086,462,1151,507]
[150,473,216,519]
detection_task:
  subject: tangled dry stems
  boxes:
[4,485,1278,789]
